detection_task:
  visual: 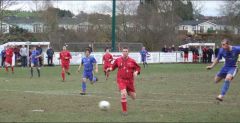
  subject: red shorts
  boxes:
[5,58,12,65]
[193,54,198,60]
[117,78,135,93]
[61,63,70,70]
[184,54,188,59]
[103,63,111,71]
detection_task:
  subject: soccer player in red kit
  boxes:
[5,45,14,73]
[107,47,141,115]
[59,46,72,82]
[102,47,113,80]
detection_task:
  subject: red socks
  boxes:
[121,97,127,112]
[61,72,65,81]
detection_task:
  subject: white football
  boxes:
[99,100,110,111]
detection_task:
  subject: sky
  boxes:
[6,1,226,16]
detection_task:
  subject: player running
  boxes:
[107,47,141,115]
[206,38,240,101]
[30,46,41,78]
[77,48,98,95]
[59,46,72,82]
[102,47,113,80]
[140,46,149,68]
[5,45,14,74]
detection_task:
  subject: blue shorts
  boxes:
[31,61,39,67]
[83,71,93,81]
[141,56,146,62]
[217,66,238,78]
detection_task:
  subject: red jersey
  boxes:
[111,56,141,80]
[5,48,14,59]
[60,50,72,65]
[103,53,113,65]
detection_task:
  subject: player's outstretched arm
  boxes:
[95,63,98,73]
[77,64,82,73]
[206,58,219,70]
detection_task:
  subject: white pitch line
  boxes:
[1,89,239,106]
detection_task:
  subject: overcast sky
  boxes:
[6,1,225,16]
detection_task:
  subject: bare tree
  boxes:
[0,0,17,34]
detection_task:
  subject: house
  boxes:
[4,16,46,33]
[178,19,240,35]
[178,20,218,34]
[0,22,10,33]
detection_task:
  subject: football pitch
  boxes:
[0,63,240,122]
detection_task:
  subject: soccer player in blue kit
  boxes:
[207,38,240,101]
[140,46,149,68]
[77,48,98,95]
[30,46,41,78]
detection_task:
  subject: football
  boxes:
[99,100,110,111]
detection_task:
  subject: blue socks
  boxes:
[221,80,230,96]
[82,82,86,92]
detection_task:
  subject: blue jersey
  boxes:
[217,46,240,67]
[140,50,148,57]
[31,50,40,63]
[81,56,97,72]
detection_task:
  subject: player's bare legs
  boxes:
[65,68,70,75]
[214,76,223,83]
[105,70,110,80]
[217,74,233,101]
[61,67,66,81]
[128,91,136,100]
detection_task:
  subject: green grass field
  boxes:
[0,63,240,122]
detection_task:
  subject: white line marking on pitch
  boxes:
[1,89,239,106]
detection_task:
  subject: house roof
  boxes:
[179,20,205,26]
[4,16,43,24]
[179,20,219,26]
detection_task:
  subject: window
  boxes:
[192,26,195,30]
[0,24,8,33]
[200,26,204,33]
[33,24,42,33]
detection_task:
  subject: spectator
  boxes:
[20,45,28,67]
[36,44,43,66]
[178,46,184,51]
[87,44,93,53]
[207,46,214,63]
[1,46,6,68]
[46,47,54,66]
[168,46,172,52]
[161,45,168,52]
[183,46,189,62]
[13,45,20,65]
[192,46,199,63]
[214,45,219,58]
[171,45,176,52]
[202,46,208,63]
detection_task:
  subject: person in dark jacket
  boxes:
[46,47,54,66]
[214,45,219,58]
[207,46,214,63]
[1,46,6,68]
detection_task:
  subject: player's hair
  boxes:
[122,47,129,50]
[222,38,230,44]
[85,48,91,53]
[105,47,110,52]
